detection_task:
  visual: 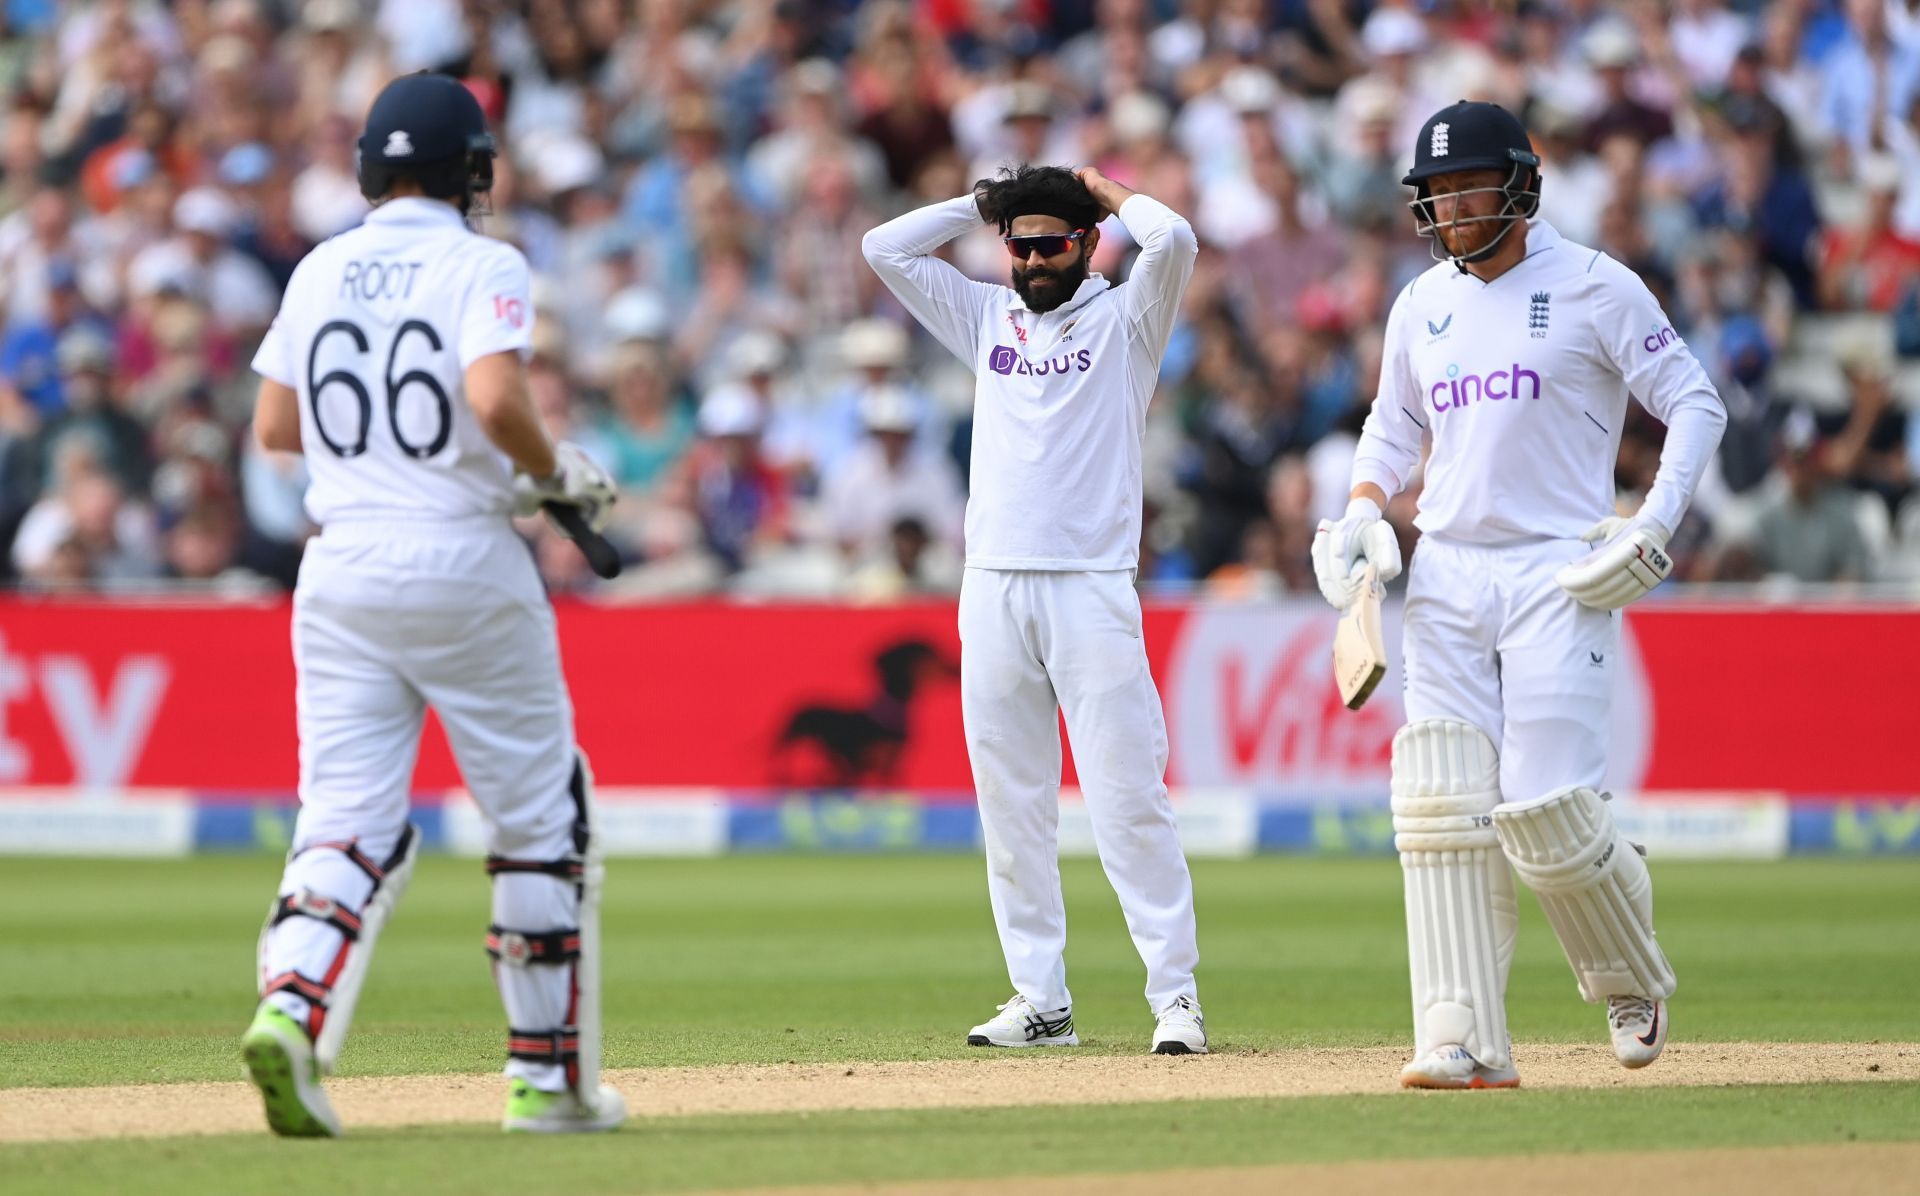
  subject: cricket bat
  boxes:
[1332,564,1387,710]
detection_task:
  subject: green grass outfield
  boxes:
[3,855,1917,1193]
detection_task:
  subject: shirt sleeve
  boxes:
[1348,285,1426,500]
[1113,192,1199,358]
[1590,255,1728,534]
[249,309,296,387]
[459,242,536,369]
[861,196,1001,367]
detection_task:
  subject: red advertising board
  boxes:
[1,597,1915,797]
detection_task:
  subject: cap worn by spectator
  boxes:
[1361,8,1428,59]
[531,136,605,197]
[728,331,786,379]
[175,188,242,239]
[859,385,919,435]
[605,287,671,344]
[1003,83,1054,125]
[302,0,358,33]
[112,150,158,193]
[219,143,274,188]
[790,58,841,99]
[1220,68,1281,115]
[1584,22,1639,70]
[56,327,114,376]
[840,319,909,371]
[1110,92,1172,142]
[699,384,766,438]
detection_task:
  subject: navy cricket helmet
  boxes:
[1402,100,1541,267]
[357,72,497,212]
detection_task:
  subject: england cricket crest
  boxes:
[1528,291,1550,338]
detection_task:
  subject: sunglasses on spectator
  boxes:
[1003,230,1088,259]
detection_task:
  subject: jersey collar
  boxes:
[1007,272,1109,316]
[364,196,468,228]
[1450,219,1561,287]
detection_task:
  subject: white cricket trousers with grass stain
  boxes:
[958,567,1200,1016]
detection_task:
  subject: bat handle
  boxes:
[542,502,623,580]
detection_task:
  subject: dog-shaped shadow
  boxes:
[770,639,959,789]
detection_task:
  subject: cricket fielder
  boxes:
[863,165,1206,1054]
[240,73,624,1135]
[1314,101,1727,1088]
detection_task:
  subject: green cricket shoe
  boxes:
[241,1004,342,1137]
[502,1078,627,1133]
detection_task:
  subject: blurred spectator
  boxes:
[1820,341,1912,515]
[844,514,963,600]
[11,459,160,586]
[1743,409,1873,582]
[687,383,791,573]
[0,0,1910,595]
[127,188,279,335]
[1580,22,1675,154]
[1819,0,1920,170]
[819,385,965,562]
[593,341,695,493]
[1817,155,1920,310]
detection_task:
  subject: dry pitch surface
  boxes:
[5,1041,1913,1144]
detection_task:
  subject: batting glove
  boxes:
[1555,515,1673,610]
[1312,497,1402,611]
[514,441,617,533]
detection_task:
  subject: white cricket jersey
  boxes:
[251,197,535,527]
[1352,220,1727,543]
[863,193,1198,570]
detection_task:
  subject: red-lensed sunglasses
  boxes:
[1003,230,1088,259]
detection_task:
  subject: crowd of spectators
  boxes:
[2,0,1918,599]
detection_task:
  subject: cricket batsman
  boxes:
[862,165,1207,1054]
[240,73,623,1134]
[1312,101,1727,1088]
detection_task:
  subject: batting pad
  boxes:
[1392,720,1517,1071]
[1494,785,1676,1002]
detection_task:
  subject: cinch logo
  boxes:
[1642,325,1680,354]
[1430,362,1542,411]
[988,345,1094,377]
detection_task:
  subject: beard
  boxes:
[1012,252,1090,313]
[1438,212,1515,261]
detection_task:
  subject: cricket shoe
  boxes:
[1399,1044,1520,1090]
[1151,995,1207,1055]
[966,995,1078,1047]
[503,1079,628,1133]
[241,1003,342,1137]
[1608,995,1667,1069]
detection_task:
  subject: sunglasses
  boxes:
[1003,230,1088,260]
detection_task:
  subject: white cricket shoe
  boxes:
[1151,995,1207,1055]
[1399,1044,1520,1090]
[1608,995,1667,1069]
[502,1079,628,1133]
[966,995,1078,1047]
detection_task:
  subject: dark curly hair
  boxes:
[973,165,1102,236]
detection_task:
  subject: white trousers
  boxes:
[1403,535,1616,800]
[958,568,1199,1015]
[261,519,582,1089]
[287,520,578,859]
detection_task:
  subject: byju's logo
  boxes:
[987,345,1094,377]
[1430,362,1543,412]
[1642,325,1680,354]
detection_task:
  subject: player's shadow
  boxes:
[769,640,958,790]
